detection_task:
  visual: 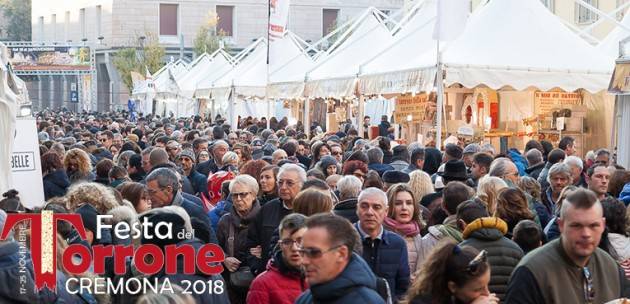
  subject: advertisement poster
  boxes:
[8,46,91,71]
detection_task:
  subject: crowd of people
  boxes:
[1,110,630,303]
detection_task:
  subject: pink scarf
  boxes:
[383,217,420,237]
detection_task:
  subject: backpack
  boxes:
[200,170,235,212]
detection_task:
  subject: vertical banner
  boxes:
[11,119,45,209]
[268,0,291,41]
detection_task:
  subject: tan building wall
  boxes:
[32,0,404,49]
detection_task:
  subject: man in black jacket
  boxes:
[458,200,523,301]
[245,164,305,275]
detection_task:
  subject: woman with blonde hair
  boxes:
[385,183,427,280]
[64,148,95,184]
[407,170,435,205]
[476,176,507,215]
[66,182,120,214]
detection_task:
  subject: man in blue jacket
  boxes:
[146,167,217,244]
[354,187,410,300]
[295,213,384,304]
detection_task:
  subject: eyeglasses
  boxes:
[332,151,342,156]
[277,179,297,188]
[583,267,595,303]
[232,192,250,199]
[297,244,342,259]
[465,249,487,275]
[278,237,303,248]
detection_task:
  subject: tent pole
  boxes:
[435,41,444,149]
[358,95,365,138]
[229,86,236,128]
[304,97,311,139]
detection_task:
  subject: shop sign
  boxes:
[394,93,436,124]
[534,91,581,115]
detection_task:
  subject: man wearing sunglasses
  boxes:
[354,187,410,301]
[505,189,630,303]
[295,213,384,304]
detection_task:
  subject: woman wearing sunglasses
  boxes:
[402,241,499,304]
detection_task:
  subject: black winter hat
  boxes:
[382,170,410,184]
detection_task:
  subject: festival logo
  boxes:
[1,210,225,295]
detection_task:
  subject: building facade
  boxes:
[30,0,403,111]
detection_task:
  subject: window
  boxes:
[159,4,178,36]
[96,5,102,38]
[618,0,630,19]
[80,8,86,39]
[575,0,598,24]
[51,14,56,42]
[38,16,44,41]
[64,11,70,41]
[540,0,555,13]
[216,5,234,36]
[322,8,340,36]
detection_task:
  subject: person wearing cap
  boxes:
[382,170,410,191]
[462,143,481,170]
[178,149,207,197]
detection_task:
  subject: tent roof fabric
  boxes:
[211,38,268,98]
[361,0,612,94]
[359,0,438,95]
[597,12,630,63]
[305,9,395,98]
[194,52,236,98]
[438,0,612,92]
[268,32,316,98]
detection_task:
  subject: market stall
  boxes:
[359,0,614,153]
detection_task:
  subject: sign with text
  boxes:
[534,91,582,116]
[8,46,91,72]
[609,62,630,94]
[11,119,45,209]
[394,93,437,124]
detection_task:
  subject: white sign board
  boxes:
[11,119,45,209]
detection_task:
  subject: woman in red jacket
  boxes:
[247,214,308,304]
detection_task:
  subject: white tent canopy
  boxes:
[211,38,268,99]
[194,51,237,99]
[359,0,438,95]
[304,8,395,98]
[598,12,630,63]
[153,59,189,99]
[436,0,611,93]
[267,31,317,99]
[176,53,212,98]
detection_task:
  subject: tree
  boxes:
[112,33,165,92]
[0,0,31,41]
[193,11,230,56]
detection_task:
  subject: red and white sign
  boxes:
[269,0,290,41]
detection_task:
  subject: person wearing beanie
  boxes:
[382,170,410,191]
[178,149,207,197]
[318,155,339,178]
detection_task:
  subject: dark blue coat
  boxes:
[187,168,208,197]
[43,169,70,201]
[173,192,218,244]
[368,163,395,177]
[295,253,384,304]
[355,223,410,299]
